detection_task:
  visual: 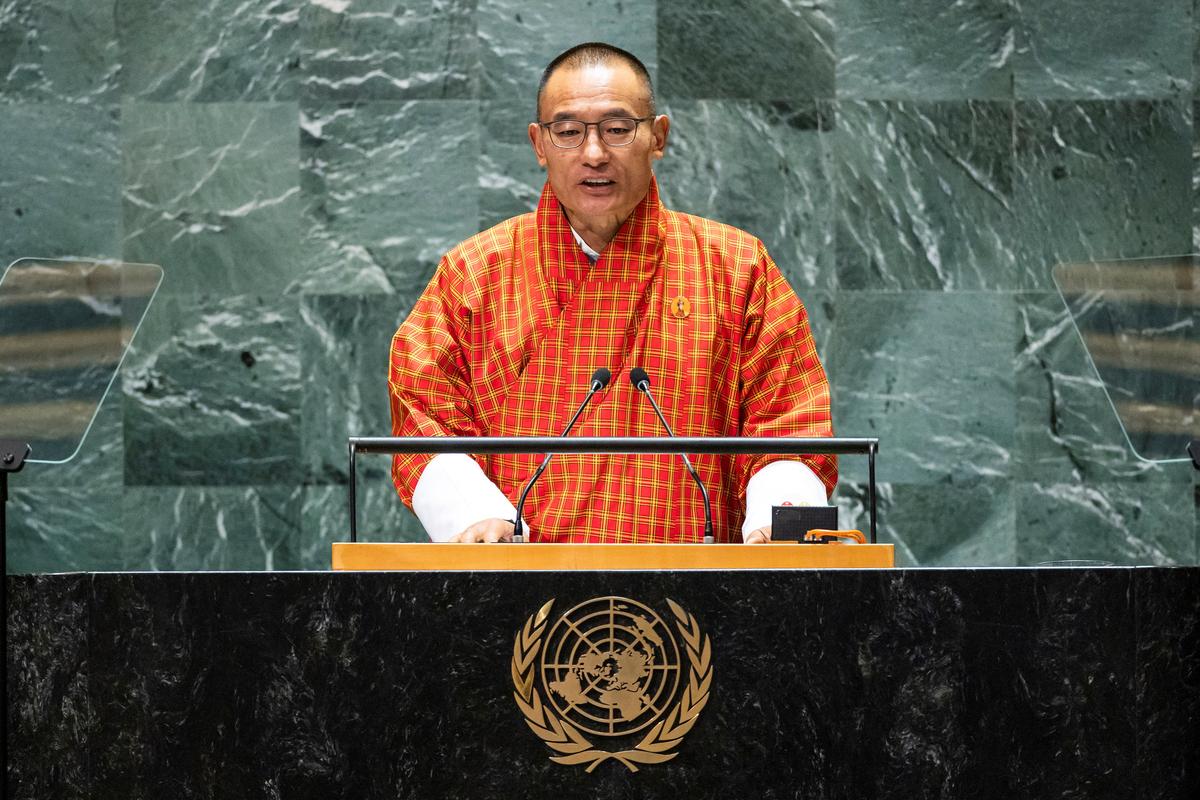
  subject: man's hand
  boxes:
[745,526,772,544]
[449,518,516,543]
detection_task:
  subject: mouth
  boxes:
[579,178,616,188]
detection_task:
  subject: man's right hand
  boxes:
[449,518,516,543]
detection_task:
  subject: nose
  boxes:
[581,125,610,166]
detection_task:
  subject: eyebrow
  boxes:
[550,107,636,121]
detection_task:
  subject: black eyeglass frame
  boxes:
[536,116,656,149]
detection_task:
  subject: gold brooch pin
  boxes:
[670,295,691,319]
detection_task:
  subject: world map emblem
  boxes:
[511,596,712,772]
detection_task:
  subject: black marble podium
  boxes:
[7,568,1199,799]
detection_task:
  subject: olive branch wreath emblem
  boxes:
[510,598,712,773]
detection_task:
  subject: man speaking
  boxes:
[388,43,835,544]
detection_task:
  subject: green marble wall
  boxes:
[2,0,1196,570]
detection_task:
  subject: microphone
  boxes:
[629,367,714,544]
[512,367,611,542]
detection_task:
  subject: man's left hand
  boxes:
[745,526,772,544]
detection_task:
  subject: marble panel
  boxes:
[1013,292,1194,483]
[834,101,1018,290]
[1134,568,1200,799]
[835,0,1014,100]
[86,573,300,796]
[833,569,1134,798]
[58,569,1142,797]
[1195,2,1200,93]
[4,0,1194,577]
[120,486,303,570]
[1195,98,1200,251]
[656,100,835,291]
[951,568,1137,798]
[11,569,1187,796]
[82,572,526,796]
[296,100,479,296]
[0,0,118,103]
[5,574,92,799]
[17,379,124,491]
[121,294,302,486]
[1013,100,1192,290]
[300,483,424,569]
[830,291,1015,485]
[299,294,407,483]
[5,488,124,572]
[477,0,657,108]
[657,0,833,101]
[799,288,834,362]
[0,103,120,265]
[1014,0,1191,99]
[835,478,1016,567]
[299,0,478,102]
[1015,480,1196,566]
[116,0,300,101]
[478,99,545,230]
[120,101,302,295]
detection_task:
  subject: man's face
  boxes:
[528,62,669,236]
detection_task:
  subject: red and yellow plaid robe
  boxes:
[389,176,835,542]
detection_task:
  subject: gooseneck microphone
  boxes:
[629,367,714,544]
[512,367,612,542]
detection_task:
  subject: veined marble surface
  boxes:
[2,0,1196,571]
[298,100,479,295]
[7,569,1199,798]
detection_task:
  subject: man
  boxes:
[389,43,835,544]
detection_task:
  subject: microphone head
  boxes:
[629,366,650,390]
[590,367,612,390]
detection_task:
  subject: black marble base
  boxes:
[7,568,1199,800]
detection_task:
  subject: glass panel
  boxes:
[1053,255,1199,464]
[0,258,163,464]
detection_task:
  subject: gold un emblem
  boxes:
[511,596,712,772]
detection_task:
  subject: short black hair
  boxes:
[536,42,655,120]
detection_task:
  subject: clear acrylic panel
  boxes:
[0,258,163,464]
[1053,255,1198,464]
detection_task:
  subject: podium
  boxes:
[332,542,895,570]
[7,566,1198,797]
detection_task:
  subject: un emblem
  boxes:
[511,596,712,772]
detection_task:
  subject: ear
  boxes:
[528,122,549,168]
[650,114,670,161]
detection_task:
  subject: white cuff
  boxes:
[412,453,520,541]
[741,461,829,541]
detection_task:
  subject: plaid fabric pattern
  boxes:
[389,176,836,542]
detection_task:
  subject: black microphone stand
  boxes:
[1,439,31,543]
[1,438,31,775]
[630,369,714,544]
[513,368,611,542]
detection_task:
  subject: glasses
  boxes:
[537,116,654,149]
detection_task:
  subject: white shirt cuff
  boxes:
[412,453,521,541]
[741,461,829,541]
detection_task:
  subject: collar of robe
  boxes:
[535,174,666,286]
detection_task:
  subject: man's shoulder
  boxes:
[662,209,766,264]
[443,212,536,268]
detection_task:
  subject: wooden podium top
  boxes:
[331,542,894,571]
